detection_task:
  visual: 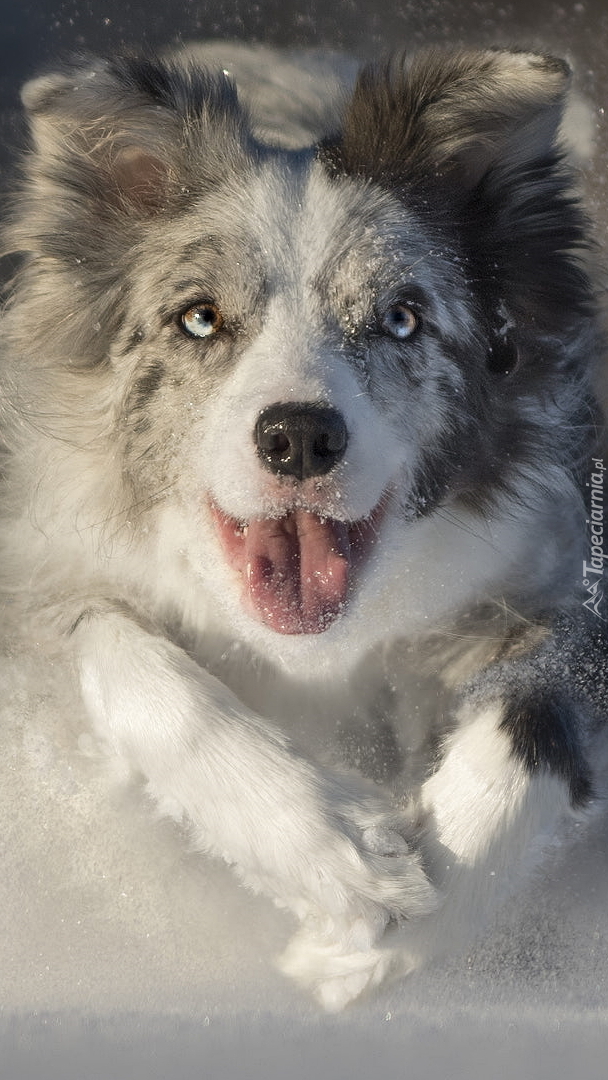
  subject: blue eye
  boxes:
[180,303,223,338]
[381,303,419,340]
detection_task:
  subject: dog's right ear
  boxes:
[20,56,248,217]
[9,58,251,370]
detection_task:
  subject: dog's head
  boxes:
[9,49,596,661]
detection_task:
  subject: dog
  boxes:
[1,42,606,1011]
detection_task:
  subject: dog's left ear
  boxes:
[323,49,570,193]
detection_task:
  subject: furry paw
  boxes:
[275,794,438,1009]
[278,898,424,1011]
[317,780,439,921]
[279,924,396,1012]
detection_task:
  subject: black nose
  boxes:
[254,402,348,480]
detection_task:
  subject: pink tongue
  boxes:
[245,510,351,634]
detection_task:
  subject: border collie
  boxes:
[1,43,606,1010]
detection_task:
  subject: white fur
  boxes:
[390,705,582,978]
[75,608,437,1007]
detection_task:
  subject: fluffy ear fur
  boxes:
[21,56,249,210]
[322,48,570,193]
[15,56,249,234]
[321,48,592,344]
[5,57,252,369]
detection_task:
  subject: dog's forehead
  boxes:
[177,155,438,287]
[136,152,461,324]
[254,158,434,284]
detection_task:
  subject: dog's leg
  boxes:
[72,607,437,1009]
[395,697,591,973]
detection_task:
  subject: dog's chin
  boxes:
[210,500,386,637]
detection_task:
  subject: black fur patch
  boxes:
[499,688,592,807]
[125,361,167,425]
[106,55,242,125]
[319,50,595,338]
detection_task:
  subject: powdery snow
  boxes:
[2,637,608,1079]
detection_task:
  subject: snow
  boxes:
[2,634,608,1078]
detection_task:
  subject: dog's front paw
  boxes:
[278,864,426,1011]
[325,783,438,922]
[277,791,437,1009]
[279,922,397,1012]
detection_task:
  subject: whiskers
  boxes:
[84,481,178,550]
[431,504,496,546]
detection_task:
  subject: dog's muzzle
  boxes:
[210,401,382,635]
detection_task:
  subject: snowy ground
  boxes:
[2,0,608,1077]
[2,640,608,1079]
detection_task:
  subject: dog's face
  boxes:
[10,50,594,663]
[117,161,483,643]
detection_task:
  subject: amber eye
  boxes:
[180,302,224,339]
[381,303,419,341]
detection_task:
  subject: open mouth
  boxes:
[211,502,384,635]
